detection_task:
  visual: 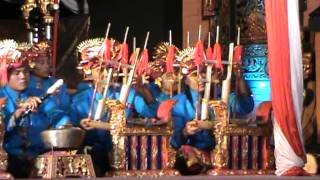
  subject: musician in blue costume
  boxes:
[171,47,254,175]
[72,38,136,122]
[28,41,71,111]
[71,38,137,176]
[134,42,180,122]
[0,40,70,178]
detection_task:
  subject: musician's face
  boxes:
[82,46,101,60]
[91,67,108,82]
[303,52,313,80]
[8,67,30,91]
[161,73,178,94]
[32,55,52,78]
[186,71,205,92]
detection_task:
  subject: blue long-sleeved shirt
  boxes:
[170,89,215,151]
[170,88,254,151]
[134,83,174,118]
[0,85,70,157]
[70,85,136,151]
[29,74,71,111]
[70,87,112,151]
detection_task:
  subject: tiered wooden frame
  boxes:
[207,100,274,175]
[105,99,180,177]
[0,99,274,178]
[106,99,274,177]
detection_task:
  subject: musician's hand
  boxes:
[133,73,150,86]
[213,68,223,80]
[183,120,201,136]
[13,108,26,120]
[197,120,214,130]
[80,118,94,130]
[142,73,150,84]
[232,63,243,78]
[13,96,41,119]
[21,96,42,112]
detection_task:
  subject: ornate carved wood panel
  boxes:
[235,0,267,44]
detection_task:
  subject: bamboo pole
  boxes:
[208,32,211,49]
[216,25,220,43]
[237,26,241,45]
[122,26,129,84]
[88,22,111,119]
[195,25,202,120]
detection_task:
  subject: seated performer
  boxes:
[28,41,71,111]
[0,40,70,178]
[171,47,254,175]
[134,42,180,122]
[71,38,112,177]
[71,38,136,176]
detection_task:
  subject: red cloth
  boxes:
[255,101,272,122]
[233,45,243,65]
[281,166,310,176]
[136,49,149,76]
[0,50,27,86]
[179,145,211,166]
[104,39,112,62]
[193,41,205,67]
[212,43,223,70]
[119,43,129,64]
[129,51,135,65]
[0,56,8,86]
[166,46,176,73]
[0,97,7,107]
[157,99,177,123]
[265,0,305,159]
[206,47,213,60]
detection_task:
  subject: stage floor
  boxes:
[90,175,320,180]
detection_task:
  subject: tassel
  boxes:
[213,43,223,70]
[193,41,205,67]
[206,47,213,60]
[233,45,243,65]
[137,49,149,76]
[166,46,175,73]
[104,39,112,62]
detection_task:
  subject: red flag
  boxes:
[137,49,149,76]
[157,99,177,123]
[193,40,205,67]
[118,43,129,64]
[122,43,129,63]
[206,47,213,60]
[104,39,112,62]
[129,51,135,65]
[213,43,223,70]
[233,45,243,65]
[166,46,175,73]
